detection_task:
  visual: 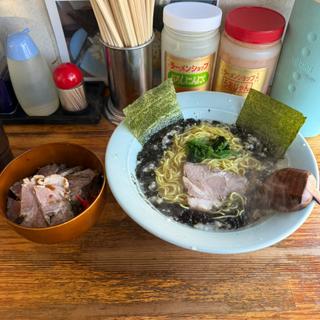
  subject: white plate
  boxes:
[106,91,319,254]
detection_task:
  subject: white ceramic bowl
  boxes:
[106,91,319,254]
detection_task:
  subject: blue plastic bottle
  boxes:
[270,0,320,137]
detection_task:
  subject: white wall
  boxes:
[0,0,295,67]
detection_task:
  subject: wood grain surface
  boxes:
[1,119,320,320]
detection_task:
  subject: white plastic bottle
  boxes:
[6,29,59,116]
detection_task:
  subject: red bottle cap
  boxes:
[225,6,286,44]
[53,63,83,90]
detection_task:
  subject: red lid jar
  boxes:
[213,6,286,97]
[225,7,285,44]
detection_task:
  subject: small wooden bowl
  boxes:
[0,143,106,243]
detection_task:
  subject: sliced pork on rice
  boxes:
[6,164,100,227]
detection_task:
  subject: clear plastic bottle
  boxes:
[6,29,59,116]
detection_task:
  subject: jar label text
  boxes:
[165,52,215,92]
[214,59,267,97]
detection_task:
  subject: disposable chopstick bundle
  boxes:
[90,0,155,48]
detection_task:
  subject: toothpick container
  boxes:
[53,63,88,113]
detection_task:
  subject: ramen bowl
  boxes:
[106,91,319,254]
[0,143,106,244]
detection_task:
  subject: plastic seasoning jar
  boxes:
[162,2,222,92]
[213,6,285,97]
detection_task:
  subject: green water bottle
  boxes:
[271,0,320,137]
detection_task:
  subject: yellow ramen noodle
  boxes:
[155,123,262,205]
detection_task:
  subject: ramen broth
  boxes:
[136,119,281,230]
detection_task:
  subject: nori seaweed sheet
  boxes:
[236,89,306,158]
[123,79,183,144]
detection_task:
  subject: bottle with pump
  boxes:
[6,29,59,116]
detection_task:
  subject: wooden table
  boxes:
[1,119,320,320]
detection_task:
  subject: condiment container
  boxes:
[102,36,154,124]
[213,6,285,97]
[0,122,13,172]
[53,63,87,113]
[161,2,222,92]
[6,29,59,116]
[270,0,320,137]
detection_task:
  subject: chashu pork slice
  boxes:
[67,168,97,199]
[6,198,21,222]
[33,174,73,226]
[9,180,22,199]
[20,180,47,227]
[36,163,60,176]
[183,162,248,212]
[261,168,319,212]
